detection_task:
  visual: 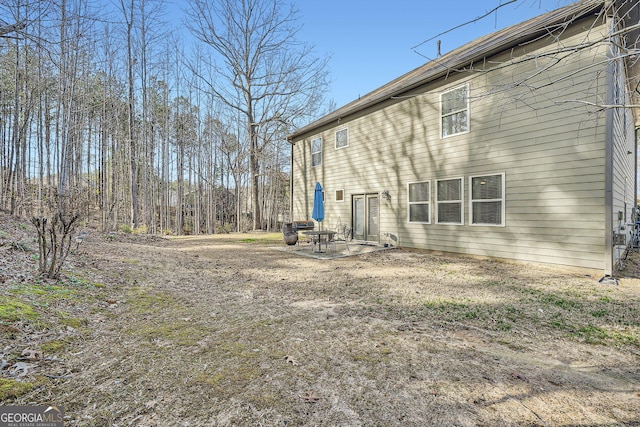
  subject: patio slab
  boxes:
[275,240,392,259]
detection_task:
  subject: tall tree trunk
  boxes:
[10,37,21,215]
[249,118,261,230]
[123,0,138,228]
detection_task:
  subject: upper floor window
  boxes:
[436,178,463,224]
[469,173,505,226]
[441,84,469,138]
[311,137,322,167]
[335,128,349,149]
[408,181,430,223]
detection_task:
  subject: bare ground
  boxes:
[1,217,640,426]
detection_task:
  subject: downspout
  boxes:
[290,140,294,222]
[604,80,614,276]
[604,1,615,276]
[636,127,639,221]
[635,127,638,215]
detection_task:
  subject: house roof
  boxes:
[288,0,604,141]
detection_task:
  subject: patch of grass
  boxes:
[191,364,262,396]
[191,371,225,388]
[609,331,639,346]
[126,288,176,314]
[548,312,570,329]
[134,322,208,346]
[483,281,502,287]
[245,390,285,409]
[64,274,98,288]
[572,325,640,347]
[125,287,214,345]
[547,314,640,347]
[421,299,483,322]
[464,309,479,319]
[57,312,87,329]
[0,378,34,400]
[495,320,512,331]
[591,309,610,318]
[0,297,39,323]
[351,345,393,365]
[423,299,468,311]
[504,305,517,314]
[5,276,104,331]
[41,340,67,354]
[232,233,283,245]
[9,283,76,301]
[539,293,580,309]
[574,324,610,345]
[217,341,254,357]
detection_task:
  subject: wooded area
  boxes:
[2,0,638,244]
[0,0,329,235]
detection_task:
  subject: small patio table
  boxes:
[301,230,336,253]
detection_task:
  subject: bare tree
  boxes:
[31,191,82,279]
[185,0,329,230]
[117,0,140,229]
[411,0,639,113]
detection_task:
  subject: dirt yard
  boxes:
[1,217,640,426]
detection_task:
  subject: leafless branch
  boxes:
[555,99,640,109]
[0,21,26,37]
[411,0,518,50]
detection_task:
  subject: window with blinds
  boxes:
[408,181,430,223]
[470,173,505,226]
[436,178,463,224]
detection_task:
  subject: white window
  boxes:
[441,84,469,138]
[311,137,322,167]
[335,189,344,202]
[408,181,430,223]
[436,178,463,224]
[335,128,349,149]
[469,173,505,226]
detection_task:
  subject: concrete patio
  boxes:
[275,239,392,259]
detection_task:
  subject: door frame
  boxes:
[352,193,380,243]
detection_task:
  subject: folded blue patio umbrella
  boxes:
[312,182,324,229]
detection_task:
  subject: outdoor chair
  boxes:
[334,224,352,253]
[326,230,337,254]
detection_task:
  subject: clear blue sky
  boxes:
[294,0,573,108]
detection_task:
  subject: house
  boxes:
[288,0,639,275]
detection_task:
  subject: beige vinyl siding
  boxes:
[291,16,614,271]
